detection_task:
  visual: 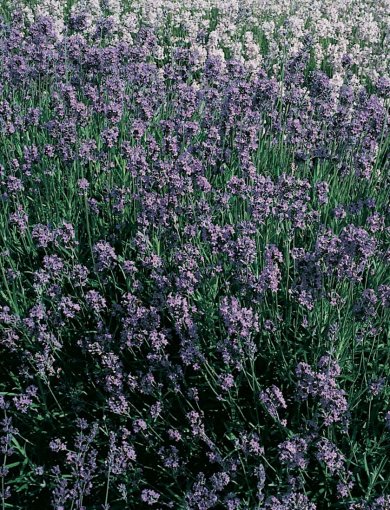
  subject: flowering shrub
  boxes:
[0,3,389,509]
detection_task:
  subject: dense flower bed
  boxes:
[5,0,389,81]
[0,4,389,509]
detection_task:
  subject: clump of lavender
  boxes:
[93,240,118,271]
[315,438,345,474]
[296,355,349,428]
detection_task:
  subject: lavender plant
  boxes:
[0,4,389,509]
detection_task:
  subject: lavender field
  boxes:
[0,1,389,508]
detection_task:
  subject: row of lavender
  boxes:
[0,6,389,510]
[4,0,390,83]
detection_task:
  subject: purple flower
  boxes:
[141,489,160,505]
[77,178,90,192]
[85,290,107,313]
[316,181,329,205]
[368,378,386,397]
[32,224,55,248]
[219,373,235,392]
[296,355,349,427]
[59,297,81,319]
[278,436,308,470]
[315,438,345,474]
[260,385,287,425]
[9,207,28,233]
[93,240,117,271]
[265,492,316,509]
[220,296,259,339]
[101,126,119,148]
